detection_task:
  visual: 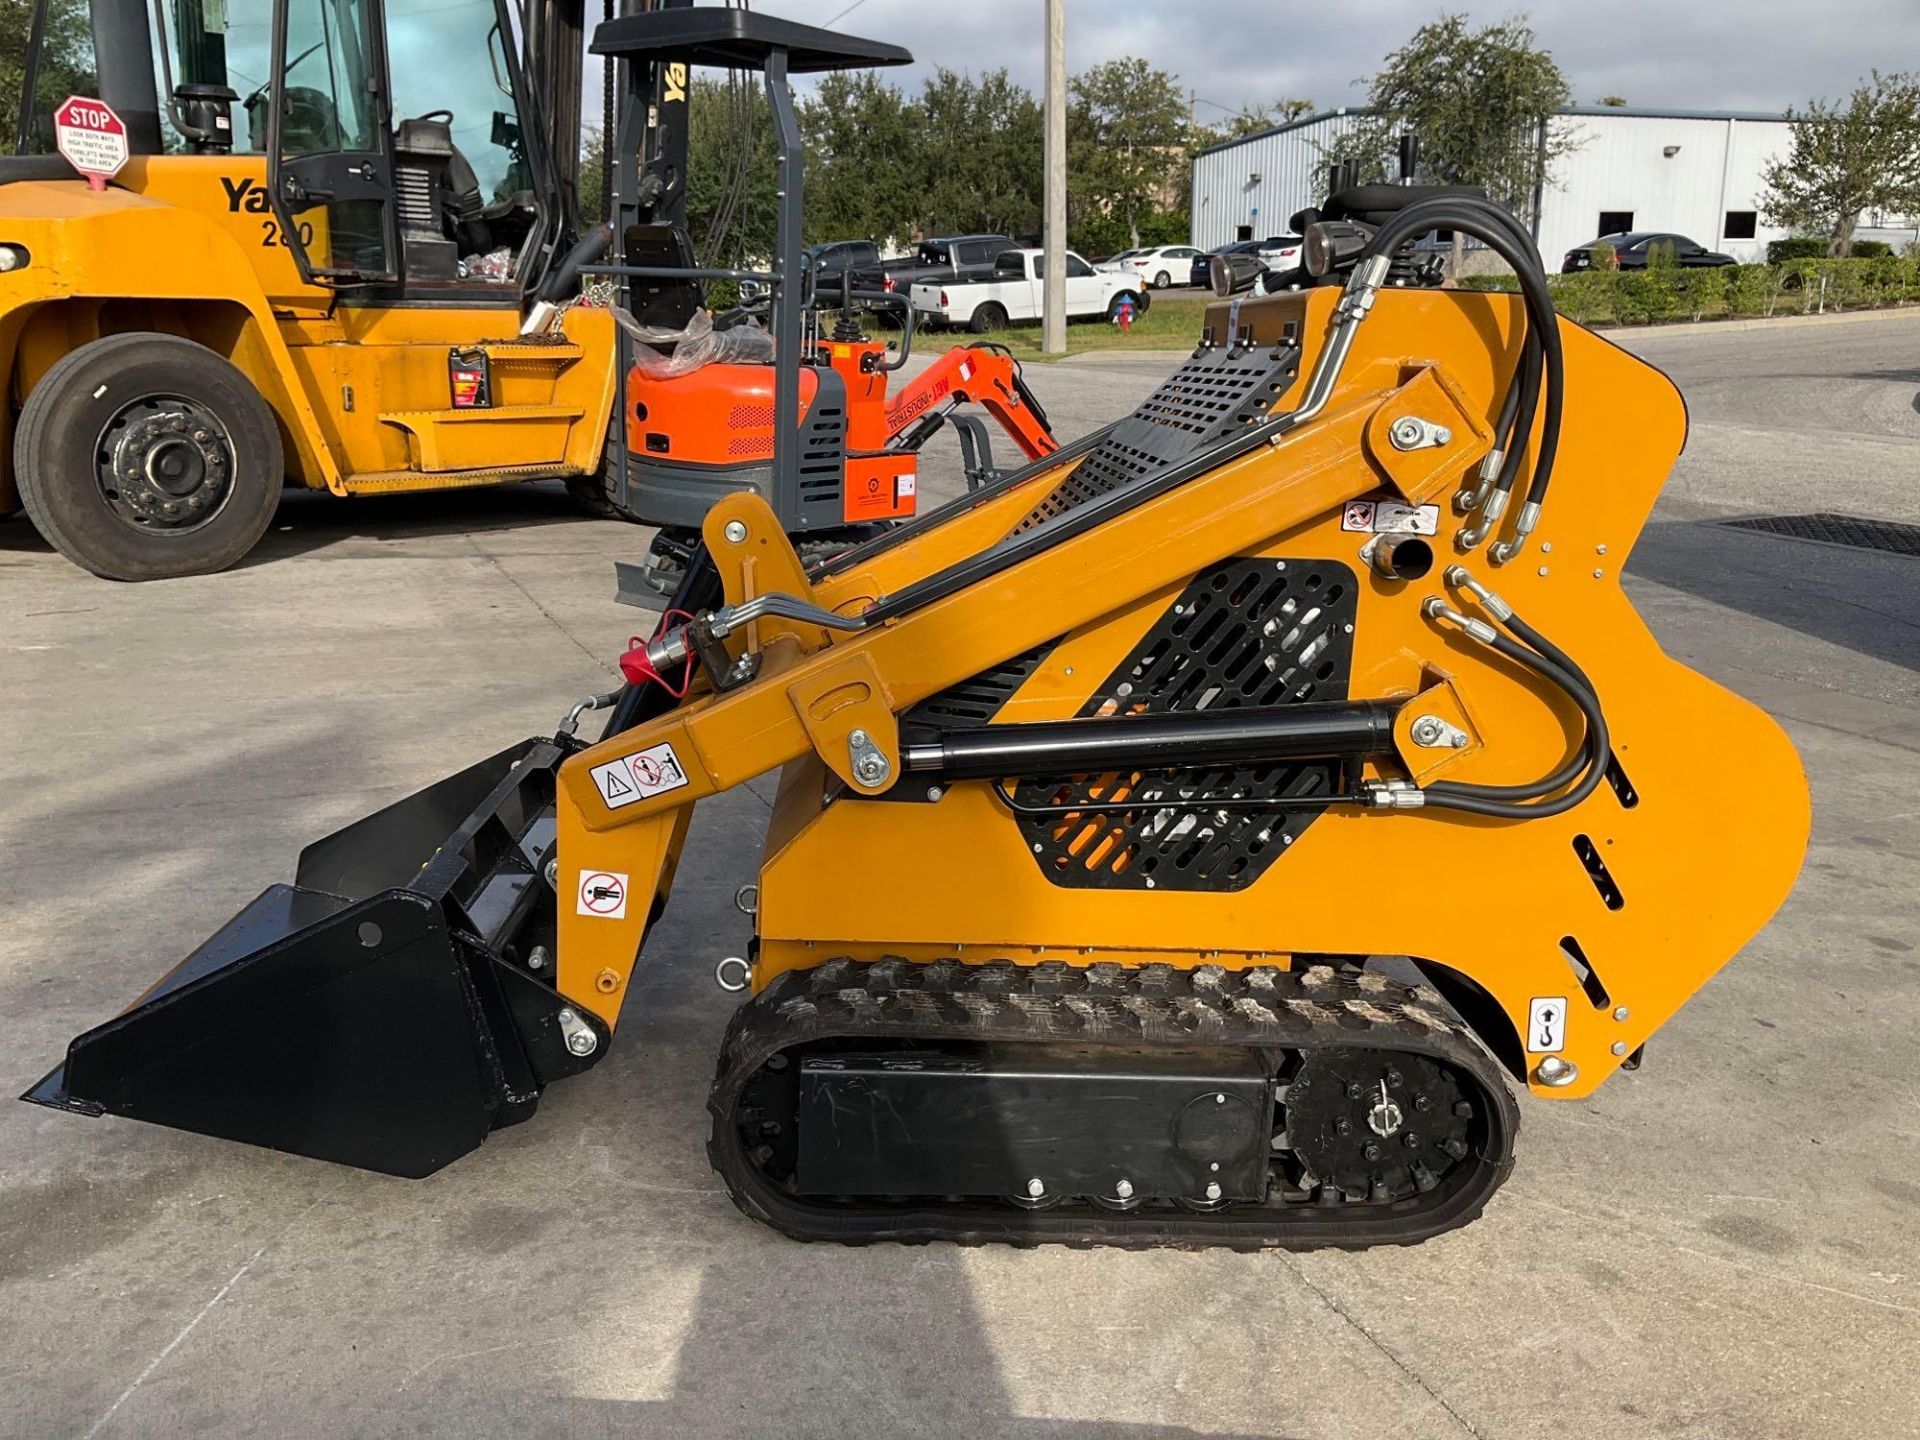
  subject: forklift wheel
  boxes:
[565,469,645,522]
[14,333,283,581]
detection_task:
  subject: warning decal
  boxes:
[589,742,690,810]
[1527,996,1568,1053]
[577,870,629,919]
[1341,499,1441,535]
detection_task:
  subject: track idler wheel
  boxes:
[1283,1047,1475,1203]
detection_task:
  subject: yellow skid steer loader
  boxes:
[25,179,1810,1248]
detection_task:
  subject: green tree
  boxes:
[1,0,96,151]
[798,71,923,246]
[919,68,1043,238]
[1068,58,1188,250]
[578,126,607,225]
[685,74,779,267]
[1333,13,1575,267]
[1760,71,1920,256]
[1597,95,1628,107]
[1216,97,1314,140]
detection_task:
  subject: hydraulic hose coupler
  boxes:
[1360,778,1427,809]
[1490,501,1542,565]
[1456,487,1507,552]
[1444,566,1514,622]
[1423,596,1498,645]
[620,627,693,685]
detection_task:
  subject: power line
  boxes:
[825,0,870,24]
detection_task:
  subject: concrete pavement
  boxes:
[2,313,1917,1438]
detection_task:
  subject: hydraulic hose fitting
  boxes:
[1423,596,1498,645]
[1489,501,1542,565]
[1444,566,1515,622]
[1455,487,1508,552]
[626,627,692,682]
[1337,254,1393,321]
[557,689,622,738]
[1360,778,1427,809]
[1454,448,1504,514]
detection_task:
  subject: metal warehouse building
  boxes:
[1191,106,1919,265]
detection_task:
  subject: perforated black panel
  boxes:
[1013,557,1357,892]
[904,643,1054,729]
[792,367,849,531]
[1015,344,1299,532]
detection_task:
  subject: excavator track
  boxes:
[708,957,1519,1250]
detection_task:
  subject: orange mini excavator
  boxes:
[622,316,1057,589]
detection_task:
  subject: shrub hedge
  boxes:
[1454,253,1920,326]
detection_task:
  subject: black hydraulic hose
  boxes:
[1366,197,1563,518]
[1486,336,1541,507]
[1423,630,1609,818]
[1375,200,1564,513]
[1424,633,1600,805]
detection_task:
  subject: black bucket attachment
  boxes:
[23,738,609,1178]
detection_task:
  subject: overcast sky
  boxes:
[750,0,1907,117]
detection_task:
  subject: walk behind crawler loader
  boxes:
[27,173,1812,1247]
[1,1,1054,579]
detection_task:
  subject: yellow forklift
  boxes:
[0,0,959,579]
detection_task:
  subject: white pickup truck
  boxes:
[911,248,1150,333]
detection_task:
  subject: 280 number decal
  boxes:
[260,218,315,250]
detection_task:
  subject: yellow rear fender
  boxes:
[0,182,344,498]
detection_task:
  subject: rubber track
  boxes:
[707,957,1519,1251]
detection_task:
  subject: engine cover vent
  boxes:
[1013,556,1357,892]
[1015,344,1300,532]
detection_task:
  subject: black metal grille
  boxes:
[904,643,1054,729]
[1015,344,1300,532]
[792,369,849,531]
[1013,557,1357,892]
[1720,512,1920,557]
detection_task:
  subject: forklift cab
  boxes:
[12,0,585,298]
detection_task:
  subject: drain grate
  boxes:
[1720,512,1920,557]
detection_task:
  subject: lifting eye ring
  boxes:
[715,955,753,994]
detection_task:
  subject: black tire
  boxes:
[14,332,283,581]
[968,302,1008,335]
[1152,270,1171,289]
[565,466,645,522]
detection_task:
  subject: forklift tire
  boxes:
[968,303,1008,335]
[15,333,283,581]
[565,468,645,522]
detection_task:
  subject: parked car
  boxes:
[1190,240,1268,294]
[805,239,881,292]
[1255,235,1304,271]
[912,248,1149,333]
[1562,232,1735,272]
[1096,244,1203,288]
[851,234,1015,295]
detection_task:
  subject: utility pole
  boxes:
[1042,0,1067,355]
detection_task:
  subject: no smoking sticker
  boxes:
[589,742,689,810]
[577,870,629,920]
